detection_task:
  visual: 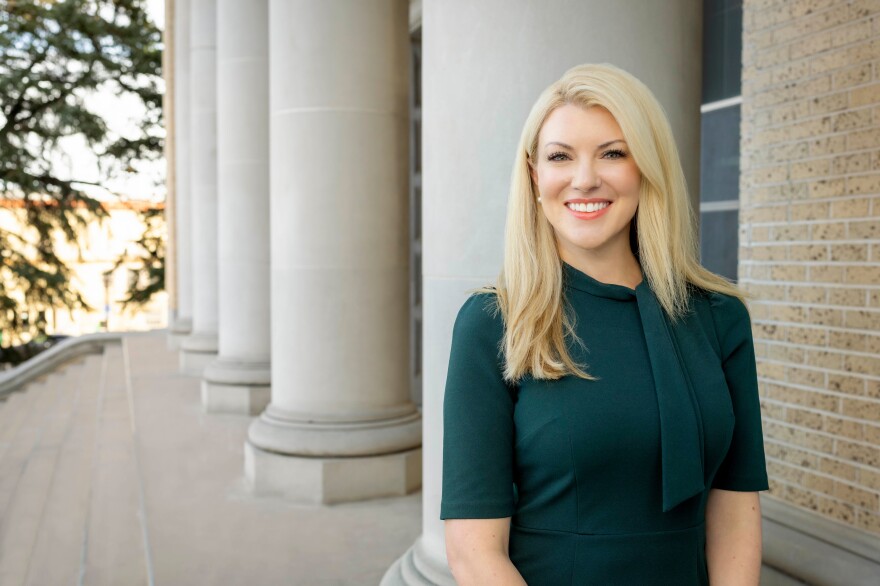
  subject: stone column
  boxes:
[168,0,193,349]
[162,0,176,338]
[245,0,421,504]
[201,0,270,414]
[381,0,704,583]
[179,0,219,375]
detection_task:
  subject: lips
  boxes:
[565,200,612,219]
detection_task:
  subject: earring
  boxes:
[537,196,542,203]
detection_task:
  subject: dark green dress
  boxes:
[440,261,769,585]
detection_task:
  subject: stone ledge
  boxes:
[760,565,808,586]
[0,331,154,397]
[761,494,880,586]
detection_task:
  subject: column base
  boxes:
[381,537,455,586]
[244,440,421,504]
[179,332,219,376]
[167,316,192,350]
[202,357,271,415]
[201,380,270,415]
[248,403,422,455]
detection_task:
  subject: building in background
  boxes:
[163,1,879,584]
[0,198,168,338]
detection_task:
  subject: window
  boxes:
[700,0,743,282]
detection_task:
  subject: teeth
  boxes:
[567,201,610,213]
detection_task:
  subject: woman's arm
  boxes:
[445,518,527,585]
[705,488,763,586]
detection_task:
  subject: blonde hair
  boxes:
[474,62,747,383]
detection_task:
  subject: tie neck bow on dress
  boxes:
[561,261,706,513]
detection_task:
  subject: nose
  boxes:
[572,158,601,192]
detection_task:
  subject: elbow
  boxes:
[444,535,467,579]
[445,534,487,584]
[445,538,511,585]
[444,517,514,583]
[445,552,486,585]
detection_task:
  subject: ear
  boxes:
[527,156,537,185]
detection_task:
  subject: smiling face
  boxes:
[529,103,642,267]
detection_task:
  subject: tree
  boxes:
[0,0,163,345]
[110,204,164,310]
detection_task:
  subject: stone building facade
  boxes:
[735,1,880,581]
[0,199,167,339]
[162,0,880,583]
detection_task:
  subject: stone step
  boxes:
[0,391,34,439]
[0,377,61,522]
[0,448,59,586]
[125,334,180,376]
[6,355,88,400]
[0,360,88,584]
[79,343,150,586]
[24,353,104,586]
[0,387,45,467]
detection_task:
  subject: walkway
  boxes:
[0,331,421,585]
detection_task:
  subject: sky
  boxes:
[148,0,164,29]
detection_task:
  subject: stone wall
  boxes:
[741,0,880,535]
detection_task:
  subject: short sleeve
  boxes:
[708,292,770,492]
[440,292,517,519]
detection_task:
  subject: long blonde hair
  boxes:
[474,62,747,383]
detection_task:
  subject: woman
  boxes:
[440,63,769,585]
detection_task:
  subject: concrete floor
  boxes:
[0,330,820,586]
[0,332,421,586]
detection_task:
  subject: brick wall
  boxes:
[741,0,880,535]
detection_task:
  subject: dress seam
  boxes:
[560,398,579,586]
[512,519,707,537]
[703,294,726,363]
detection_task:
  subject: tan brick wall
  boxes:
[741,0,880,535]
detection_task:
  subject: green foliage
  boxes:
[0,0,163,345]
[111,205,164,309]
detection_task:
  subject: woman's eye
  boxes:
[548,149,626,162]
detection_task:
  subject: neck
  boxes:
[558,245,643,290]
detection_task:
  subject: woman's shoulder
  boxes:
[451,289,506,350]
[705,289,750,330]
[687,282,749,322]
[454,289,503,332]
[688,285,752,354]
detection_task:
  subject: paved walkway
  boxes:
[0,331,421,585]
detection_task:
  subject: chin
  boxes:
[560,239,610,254]
[561,231,610,248]
[574,243,612,254]
[559,230,631,255]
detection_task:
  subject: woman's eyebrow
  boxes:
[544,139,627,150]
